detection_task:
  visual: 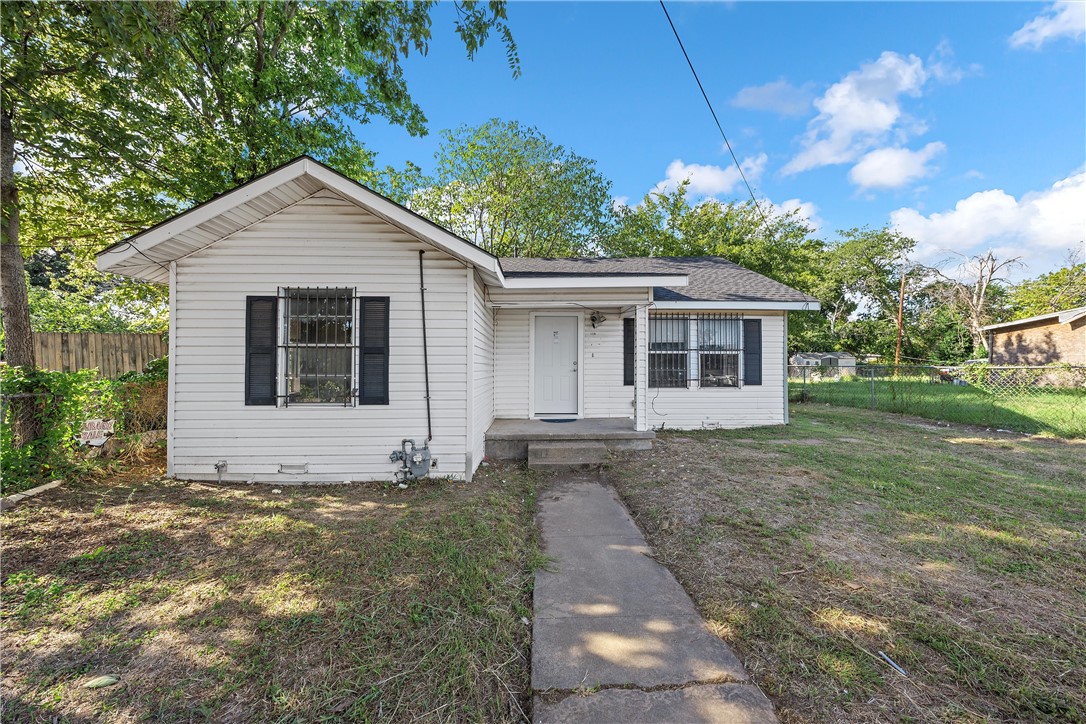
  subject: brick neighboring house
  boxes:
[982,307,1086,365]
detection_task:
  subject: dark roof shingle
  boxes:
[499,256,819,305]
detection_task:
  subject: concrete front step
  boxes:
[528,441,608,471]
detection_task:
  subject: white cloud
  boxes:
[611,196,630,212]
[848,142,946,190]
[773,198,823,233]
[652,154,767,197]
[890,171,1086,276]
[782,51,930,176]
[1009,2,1086,49]
[731,79,816,116]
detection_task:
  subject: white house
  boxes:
[97,156,820,483]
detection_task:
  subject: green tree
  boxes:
[2,0,519,365]
[602,182,832,352]
[1008,257,1086,317]
[409,119,613,257]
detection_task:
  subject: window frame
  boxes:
[648,312,745,389]
[278,287,359,407]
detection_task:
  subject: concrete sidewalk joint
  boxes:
[531,479,778,723]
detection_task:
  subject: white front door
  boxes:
[534,315,579,415]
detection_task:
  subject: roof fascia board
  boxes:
[653,300,821,311]
[502,274,689,289]
[98,156,506,283]
[981,311,1065,331]
[97,160,309,273]
[1058,308,1086,324]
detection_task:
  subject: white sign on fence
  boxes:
[78,419,115,447]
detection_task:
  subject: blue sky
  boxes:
[360,1,1085,279]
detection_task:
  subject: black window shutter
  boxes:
[623,318,635,386]
[359,297,390,405]
[743,319,762,386]
[245,296,278,405]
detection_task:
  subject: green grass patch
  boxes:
[608,405,1086,722]
[1,455,541,722]
[791,374,1086,438]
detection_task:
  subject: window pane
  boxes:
[284,288,354,403]
[698,318,741,351]
[649,352,688,388]
[649,317,687,351]
[700,352,739,387]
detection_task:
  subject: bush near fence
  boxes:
[0,358,168,495]
[789,363,1086,438]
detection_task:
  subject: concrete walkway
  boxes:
[532,480,778,724]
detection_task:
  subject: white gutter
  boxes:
[501,275,688,290]
[653,300,821,311]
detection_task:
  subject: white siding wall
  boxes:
[494,308,530,418]
[493,307,634,419]
[172,190,470,482]
[647,311,788,429]
[469,272,495,473]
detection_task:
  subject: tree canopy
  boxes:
[408,119,614,257]
[1,0,519,362]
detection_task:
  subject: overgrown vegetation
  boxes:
[1,455,541,722]
[0,358,167,495]
[607,406,1086,723]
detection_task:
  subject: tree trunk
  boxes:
[1,109,43,447]
[1,111,33,367]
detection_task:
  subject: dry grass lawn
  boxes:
[1,449,541,723]
[606,405,1085,723]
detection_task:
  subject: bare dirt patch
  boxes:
[604,405,1086,723]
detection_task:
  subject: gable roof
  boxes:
[97,156,504,285]
[980,306,1086,332]
[500,257,820,309]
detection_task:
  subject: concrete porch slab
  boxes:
[487,417,654,440]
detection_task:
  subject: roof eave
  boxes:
[652,300,821,311]
[96,156,506,285]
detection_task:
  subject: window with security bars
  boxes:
[282,288,355,404]
[648,315,689,387]
[648,313,744,388]
[698,316,742,387]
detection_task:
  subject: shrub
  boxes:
[0,365,119,494]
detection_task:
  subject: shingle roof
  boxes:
[499,256,819,305]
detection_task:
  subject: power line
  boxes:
[658,1,776,237]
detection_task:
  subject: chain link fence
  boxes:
[789,364,1086,438]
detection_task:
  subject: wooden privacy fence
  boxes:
[32,333,167,379]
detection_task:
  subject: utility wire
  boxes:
[658,1,776,238]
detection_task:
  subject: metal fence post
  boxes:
[870,368,876,411]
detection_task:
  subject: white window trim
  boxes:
[648,313,746,390]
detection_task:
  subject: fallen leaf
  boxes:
[844,581,863,591]
[84,675,119,689]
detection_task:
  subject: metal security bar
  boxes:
[698,315,742,387]
[649,312,743,388]
[649,314,688,387]
[279,287,356,405]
